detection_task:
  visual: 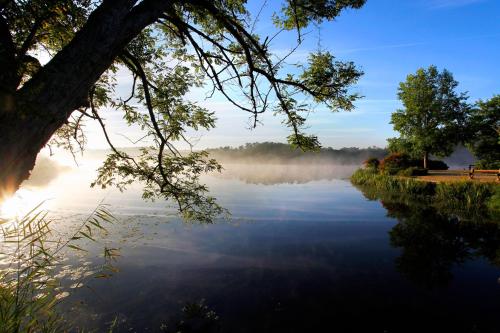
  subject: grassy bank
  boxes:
[351,168,500,217]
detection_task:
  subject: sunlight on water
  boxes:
[0,188,54,219]
[2,153,500,332]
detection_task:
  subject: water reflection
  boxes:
[159,299,220,333]
[3,161,500,332]
[356,185,500,288]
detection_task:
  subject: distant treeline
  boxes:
[207,142,387,165]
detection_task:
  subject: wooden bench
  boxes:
[468,165,500,181]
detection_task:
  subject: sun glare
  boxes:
[0,189,52,220]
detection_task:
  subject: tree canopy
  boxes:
[466,95,500,169]
[389,66,470,168]
[0,0,365,221]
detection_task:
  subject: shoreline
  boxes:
[350,168,500,219]
[413,170,499,184]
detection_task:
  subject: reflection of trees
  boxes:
[160,299,220,333]
[215,164,356,185]
[388,204,470,288]
[357,185,500,288]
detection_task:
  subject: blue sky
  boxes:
[85,0,500,150]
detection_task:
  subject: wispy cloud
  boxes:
[334,33,500,55]
[426,0,487,9]
[271,30,500,60]
[336,42,427,54]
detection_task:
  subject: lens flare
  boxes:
[0,189,52,219]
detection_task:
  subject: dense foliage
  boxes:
[363,157,380,170]
[467,95,500,169]
[388,66,470,168]
[378,152,447,175]
[379,153,412,175]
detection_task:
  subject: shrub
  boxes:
[397,167,429,177]
[380,153,412,175]
[475,160,500,170]
[427,159,449,170]
[413,168,429,176]
[397,167,414,177]
[363,157,380,170]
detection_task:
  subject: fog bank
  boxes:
[215,164,357,185]
[25,156,71,187]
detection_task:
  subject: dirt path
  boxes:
[416,170,499,183]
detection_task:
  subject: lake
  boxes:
[2,162,500,332]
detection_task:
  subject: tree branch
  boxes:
[17,0,172,120]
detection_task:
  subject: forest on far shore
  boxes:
[207,142,387,165]
[207,142,477,166]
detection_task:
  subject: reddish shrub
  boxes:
[380,153,412,174]
[363,157,380,170]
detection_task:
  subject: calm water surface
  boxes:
[3,162,500,332]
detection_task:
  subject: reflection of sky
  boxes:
[56,168,405,332]
[1,159,371,219]
[3,162,500,332]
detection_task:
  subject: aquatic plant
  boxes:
[0,204,117,333]
[351,168,435,196]
[435,181,495,211]
[488,187,500,212]
[351,168,499,218]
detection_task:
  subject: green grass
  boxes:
[435,181,495,209]
[487,186,500,217]
[351,168,436,195]
[351,168,499,218]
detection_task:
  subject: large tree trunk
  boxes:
[423,151,429,169]
[0,112,63,199]
[0,0,171,199]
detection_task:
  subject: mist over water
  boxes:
[24,156,71,187]
[24,152,361,194]
[2,149,499,333]
[214,163,357,185]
